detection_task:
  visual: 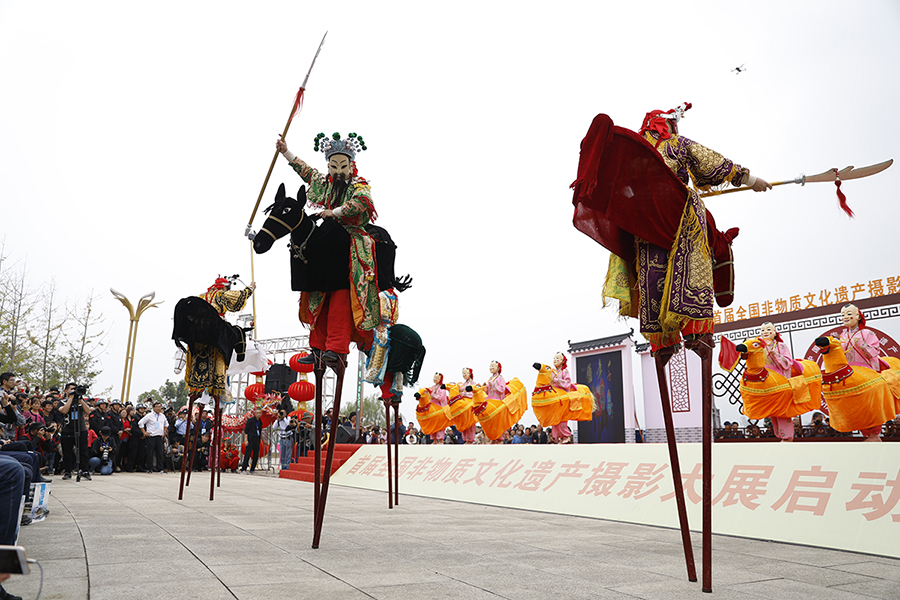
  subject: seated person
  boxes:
[89,426,118,475]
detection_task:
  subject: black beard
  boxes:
[330,177,350,206]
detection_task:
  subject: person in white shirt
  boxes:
[274,409,293,470]
[138,402,168,473]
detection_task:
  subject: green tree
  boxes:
[158,379,188,410]
[342,393,385,428]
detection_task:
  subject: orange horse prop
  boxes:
[815,336,900,440]
[734,337,822,425]
[471,379,527,441]
[530,364,595,434]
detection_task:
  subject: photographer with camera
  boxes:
[88,426,117,476]
[58,383,92,481]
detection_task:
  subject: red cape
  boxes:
[571,113,738,307]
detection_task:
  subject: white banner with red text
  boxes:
[331,443,900,558]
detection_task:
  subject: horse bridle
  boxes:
[258,213,301,243]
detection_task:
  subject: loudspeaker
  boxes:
[264,363,296,395]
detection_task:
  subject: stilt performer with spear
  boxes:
[246,32,386,548]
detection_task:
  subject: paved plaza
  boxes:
[6,471,900,599]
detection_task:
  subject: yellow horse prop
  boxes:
[471,379,527,441]
[414,388,452,437]
[530,363,595,428]
[734,337,822,422]
[815,336,900,437]
[445,382,477,433]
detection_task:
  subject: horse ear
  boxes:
[276,183,286,202]
[297,185,307,207]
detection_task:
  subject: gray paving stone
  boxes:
[7,472,900,600]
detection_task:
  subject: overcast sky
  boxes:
[2,1,898,429]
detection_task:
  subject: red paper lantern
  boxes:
[289,352,314,373]
[244,383,266,402]
[289,380,315,403]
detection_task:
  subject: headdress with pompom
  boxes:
[314,132,367,161]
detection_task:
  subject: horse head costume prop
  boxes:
[253,183,397,294]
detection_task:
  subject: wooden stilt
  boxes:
[312,358,346,549]
[178,393,198,500]
[654,348,698,582]
[393,403,400,506]
[386,401,393,509]
[312,366,324,546]
[685,336,714,593]
[209,396,220,501]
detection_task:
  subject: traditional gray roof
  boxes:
[568,330,633,353]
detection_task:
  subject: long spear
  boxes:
[245,31,327,237]
[699,159,893,217]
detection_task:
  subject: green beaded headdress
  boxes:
[314,132,367,160]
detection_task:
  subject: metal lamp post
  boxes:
[110,289,163,404]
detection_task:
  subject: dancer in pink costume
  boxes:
[759,322,800,441]
[550,352,576,443]
[428,373,449,443]
[454,368,477,443]
[839,304,884,370]
[838,304,888,438]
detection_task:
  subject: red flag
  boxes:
[718,336,741,372]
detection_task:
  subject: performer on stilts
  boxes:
[172,275,254,501]
[572,103,770,591]
[276,131,381,546]
[363,284,423,508]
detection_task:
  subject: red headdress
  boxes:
[556,353,568,369]
[639,102,692,148]
[464,368,473,381]
[493,362,502,374]
[435,373,443,385]
[858,309,867,329]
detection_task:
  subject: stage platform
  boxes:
[7,472,900,599]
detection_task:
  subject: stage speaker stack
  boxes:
[264,363,296,395]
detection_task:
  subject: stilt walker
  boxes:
[173,276,255,501]
[571,104,772,592]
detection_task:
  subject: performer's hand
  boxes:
[751,177,772,192]
[276,137,288,154]
[250,282,257,290]
[319,209,335,219]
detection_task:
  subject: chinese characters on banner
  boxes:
[333,444,900,558]
[713,276,900,325]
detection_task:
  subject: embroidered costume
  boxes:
[175,278,252,396]
[287,134,380,348]
[572,107,749,352]
[446,371,477,443]
[839,327,882,371]
[472,364,528,441]
[530,357,594,443]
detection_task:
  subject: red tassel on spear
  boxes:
[246,32,327,235]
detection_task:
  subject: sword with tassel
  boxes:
[699,159,893,218]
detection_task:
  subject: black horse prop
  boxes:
[252,183,397,293]
[252,182,407,548]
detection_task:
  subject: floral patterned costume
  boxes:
[289,159,380,339]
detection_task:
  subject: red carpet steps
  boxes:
[278,443,363,482]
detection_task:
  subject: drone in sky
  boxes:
[732,63,746,74]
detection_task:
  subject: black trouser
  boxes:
[61,431,90,473]
[146,436,165,471]
[241,438,260,471]
[128,436,146,472]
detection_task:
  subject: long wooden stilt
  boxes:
[393,402,399,505]
[178,393,198,500]
[312,366,325,546]
[312,358,345,548]
[686,336,715,593]
[654,349,697,582]
[386,401,393,509]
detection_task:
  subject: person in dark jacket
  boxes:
[241,408,264,473]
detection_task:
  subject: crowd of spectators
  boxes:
[715,412,900,440]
